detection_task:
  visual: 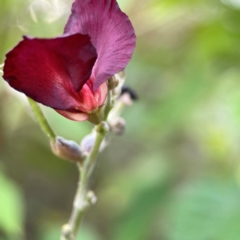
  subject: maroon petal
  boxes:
[3,34,97,110]
[64,0,136,91]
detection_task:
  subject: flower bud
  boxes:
[61,224,73,240]
[119,92,133,106]
[96,121,110,134]
[81,131,107,154]
[112,70,126,97]
[51,137,85,163]
[109,117,126,135]
[108,76,119,90]
[87,191,97,205]
[121,86,138,101]
[87,109,104,125]
[81,133,96,153]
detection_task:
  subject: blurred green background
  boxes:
[1,0,240,239]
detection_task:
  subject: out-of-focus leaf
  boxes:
[0,168,24,239]
[166,178,240,240]
[112,179,172,240]
[77,226,100,240]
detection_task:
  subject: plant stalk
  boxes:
[61,122,108,240]
[61,81,116,240]
[28,98,56,141]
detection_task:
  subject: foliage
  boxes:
[0,169,24,240]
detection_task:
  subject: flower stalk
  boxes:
[60,78,116,240]
[103,87,114,121]
[28,98,56,141]
[61,122,109,240]
[25,71,134,240]
[27,75,134,240]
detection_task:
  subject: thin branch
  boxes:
[61,122,109,240]
[28,98,56,141]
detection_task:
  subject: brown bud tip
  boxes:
[50,137,85,163]
[108,76,119,90]
[121,86,138,101]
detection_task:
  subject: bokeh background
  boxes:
[1,0,240,239]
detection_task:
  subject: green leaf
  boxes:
[0,169,24,239]
[167,178,240,240]
[112,180,171,240]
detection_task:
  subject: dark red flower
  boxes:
[3,0,136,121]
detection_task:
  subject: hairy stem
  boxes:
[28,98,56,141]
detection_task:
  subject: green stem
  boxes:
[103,90,114,121]
[61,83,114,240]
[28,98,56,141]
[61,123,108,240]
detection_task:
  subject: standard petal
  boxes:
[3,33,97,110]
[64,0,136,91]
